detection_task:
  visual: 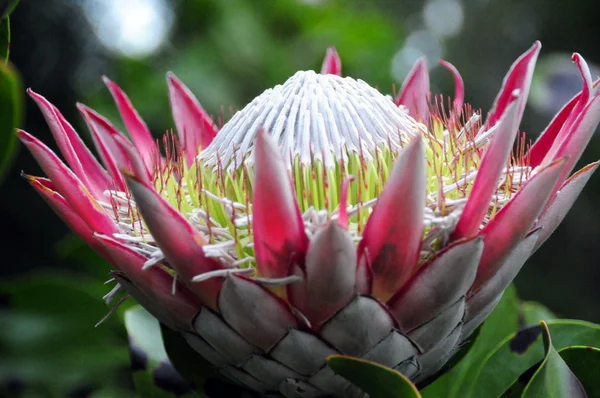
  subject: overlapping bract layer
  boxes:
[19,43,600,396]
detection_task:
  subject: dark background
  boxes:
[1,0,599,396]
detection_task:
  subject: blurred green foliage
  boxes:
[85,0,404,135]
[0,273,132,397]
[125,307,195,398]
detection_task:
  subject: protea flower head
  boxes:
[19,42,600,396]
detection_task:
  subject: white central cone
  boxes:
[201,70,422,168]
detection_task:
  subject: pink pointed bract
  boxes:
[167,72,218,166]
[19,43,600,395]
[395,56,430,122]
[321,46,342,76]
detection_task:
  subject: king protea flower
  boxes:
[19,42,600,397]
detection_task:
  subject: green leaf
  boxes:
[124,306,197,397]
[559,346,600,397]
[0,0,19,19]
[503,300,560,395]
[499,338,593,397]
[0,61,22,184]
[327,355,422,398]
[0,17,10,62]
[521,301,557,325]
[422,285,522,397]
[471,319,600,397]
[498,363,540,398]
[521,321,586,397]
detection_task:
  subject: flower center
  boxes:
[106,71,532,270]
[201,70,421,168]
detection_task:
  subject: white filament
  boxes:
[201,70,422,168]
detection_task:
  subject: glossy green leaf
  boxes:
[496,302,559,397]
[471,319,600,397]
[124,306,197,397]
[499,363,540,398]
[499,342,594,397]
[521,301,557,325]
[521,321,586,397]
[559,346,600,397]
[327,355,422,398]
[0,61,22,184]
